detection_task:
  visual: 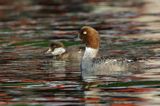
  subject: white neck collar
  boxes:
[83,47,98,59]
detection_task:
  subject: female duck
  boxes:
[79,26,140,78]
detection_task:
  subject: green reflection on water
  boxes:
[9,40,80,47]
[10,104,44,106]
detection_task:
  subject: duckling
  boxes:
[46,41,83,61]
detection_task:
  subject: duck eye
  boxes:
[83,31,87,35]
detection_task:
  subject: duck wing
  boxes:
[92,56,134,65]
[92,56,145,74]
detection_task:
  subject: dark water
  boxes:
[0,0,160,106]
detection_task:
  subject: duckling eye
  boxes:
[83,31,87,35]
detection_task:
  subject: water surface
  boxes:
[0,0,160,106]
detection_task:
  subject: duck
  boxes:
[46,41,83,60]
[79,26,143,79]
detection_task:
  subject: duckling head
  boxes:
[46,41,66,56]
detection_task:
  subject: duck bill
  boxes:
[74,34,81,41]
[78,33,85,43]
